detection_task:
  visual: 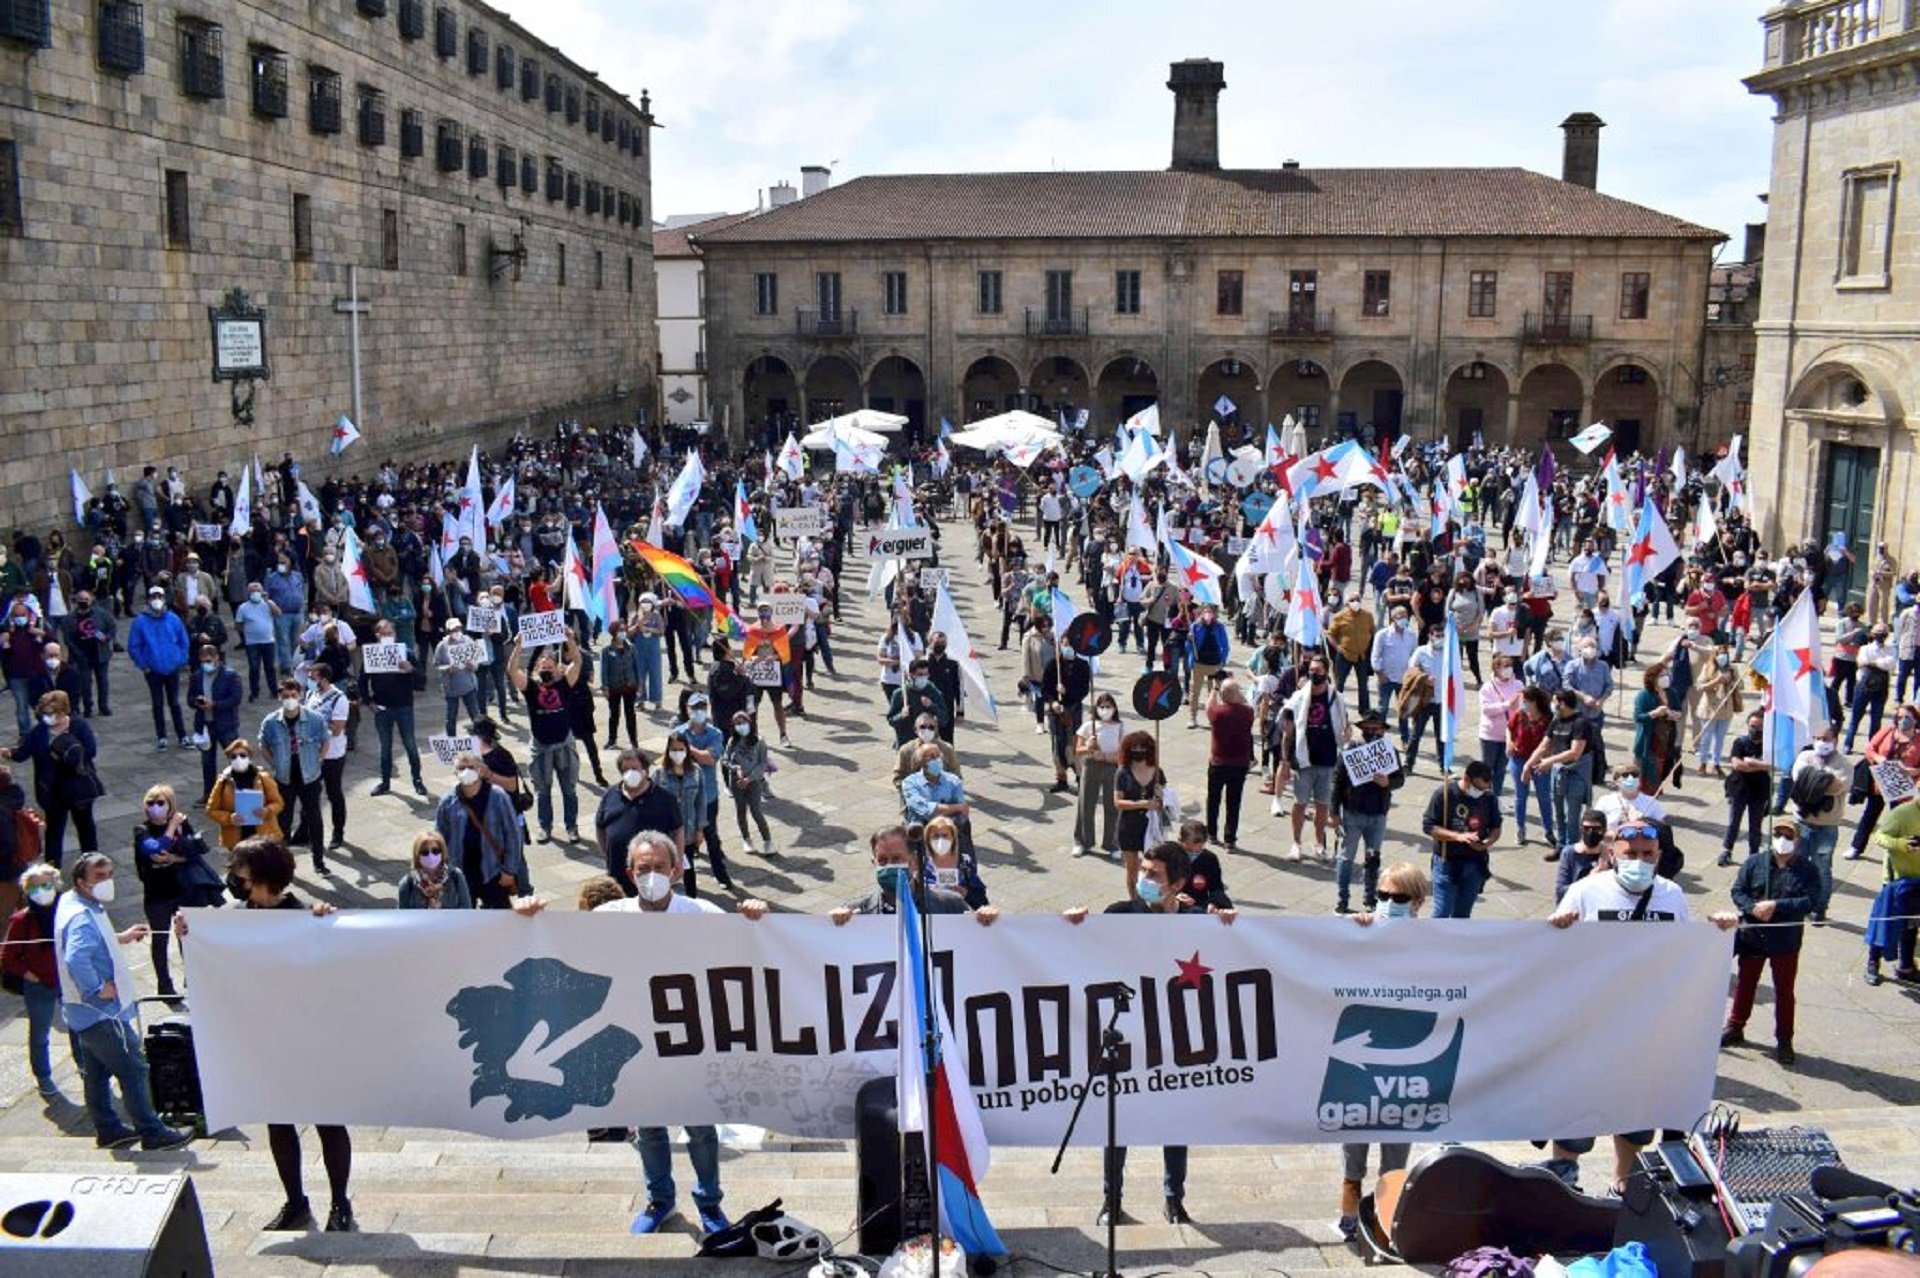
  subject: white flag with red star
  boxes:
[341,527,375,613]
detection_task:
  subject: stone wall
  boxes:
[0,0,657,527]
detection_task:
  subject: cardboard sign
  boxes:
[465,604,502,634]
[1872,760,1916,805]
[428,734,479,766]
[1341,737,1402,785]
[517,610,568,648]
[773,506,828,540]
[918,567,949,592]
[744,656,784,688]
[361,642,409,673]
[764,596,808,626]
[445,638,486,669]
[866,528,935,561]
[1227,536,1249,555]
[192,523,226,543]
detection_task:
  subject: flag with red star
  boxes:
[932,581,997,724]
[329,413,361,456]
[1755,588,1826,769]
[1438,615,1466,771]
[340,527,375,613]
[1283,548,1324,647]
[1166,538,1223,607]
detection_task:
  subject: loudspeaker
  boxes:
[854,1077,930,1257]
[0,1172,213,1276]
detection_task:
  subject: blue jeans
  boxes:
[375,703,423,784]
[1105,1144,1187,1202]
[634,636,664,705]
[71,1015,170,1139]
[1480,739,1509,797]
[1510,757,1554,845]
[637,1125,722,1209]
[1551,765,1593,855]
[244,642,277,699]
[1845,684,1887,750]
[443,690,482,737]
[274,611,302,670]
[23,980,58,1090]
[1337,811,1387,910]
[7,678,33,736]
[529,737,580,833]
[1430,854,1490,919]
[1802,824,1838,913]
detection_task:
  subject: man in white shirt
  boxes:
[1039,487,1066,554]
[304,663,352,853]
[1488,591,1526,662]
[1591,763,1668,829]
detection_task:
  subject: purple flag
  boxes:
[1535,445,1556,493]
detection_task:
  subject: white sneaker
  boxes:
[1270,797,1284,817]
[1072,844,1089,857]
[764,840,778,859]
[1314,845,1331,863]
[1033,723,1047,735]
[1287,843,1304,862]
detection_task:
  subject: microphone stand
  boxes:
[1050,983,1131,1278]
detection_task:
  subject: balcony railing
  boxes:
[796,309,858,337]
[1267,309,1335,339]
[1523,312,1594,343]
[1786,0,1904,64]
[1025,306,1089,336]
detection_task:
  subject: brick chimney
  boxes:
[1168,59,1226,172]
[1560,112,1605,189]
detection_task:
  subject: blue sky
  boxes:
[522,0,1776,250]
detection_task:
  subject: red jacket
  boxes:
[2,904,58,990]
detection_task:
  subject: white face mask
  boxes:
[457,767,480,787]
[1772,836,1797,857]
[1814,741,1836,759]
[634,870,672,903]
[26,886,56,908]
[916,727,937,741]
[1656,676,1672,690]
[622,768,645,789]
[44,658,59,671]
[930,837,953,855]
[1097,706,1117,721]
[231,755,253,773]
[88,878,117,904]
[667,749,687,765]
[281,697,302,714]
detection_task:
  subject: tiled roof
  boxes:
[693,169,1723,244]
[652,211,754,258]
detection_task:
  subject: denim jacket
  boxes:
[258,707,327,783]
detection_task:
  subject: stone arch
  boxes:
[1026,354,1090,425]
[1591,357,1661,457]
[1516,362,1587,452]
[802,354,861,422]
[1788,348,1907,423]
[1334,358,1406,441]
[960,354,1022,421]
[1094,353,1160,432]
[1194,352,1263,442]
[1265,356,1332,439]
[1441,358,1514,450]
[742,353,801,437]
[865,354,928,438]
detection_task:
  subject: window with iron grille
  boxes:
[291,193,312,260]
[1114,269,1140,314]
[1216,269,1243,316]
[0,140,21,237]
[397,0,424,41]
[466,134,486,180]
[594,249,603,291]
[564,86,580,125]
[381,206,399,270]
[452,220,466,276]
[399,108,422,159]
[97,2,145,74]
[494,43,512,91]
[308,66,342,135]
[1619,271,1651,320]
[356,85,385,147]
[432,5,455,59]
[519,154,535,194]
[565,171,579,209]
[356,0,386,16]
[585,94,599,134]
[464,28,485,76]
[164,168,190,248]
[1467,270,1498,318]
[556,242,565,287]
[602,190,612,221]
[544,73,560,113]
[616,191,629,225]
[434,118,460,172]
[545,156,562,201]
[179,18,223,99]
[495,144,513,190]
[0,0,51,47]
[520,58,538,100]
[249,46,287,118]
[1363,269,1391,317]
[585,180,599,216]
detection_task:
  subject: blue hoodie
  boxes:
[127,606,190,675]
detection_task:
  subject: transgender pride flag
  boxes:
[898,887,1006,1261]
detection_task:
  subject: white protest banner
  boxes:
[764,597,808,627]
[517,610,568,648]
[427,734,479,766]
[446,639,486,669]
[1341,738,1401,785]
[361,642,409,674]
[192,522,226,543]
[466,604,502,635]
[179,913,1727,1146]
[773,505,829,540]
[1872,760,1916,805]
[866,527,934,562]
[743,655,784,688]
[918,567,950,592]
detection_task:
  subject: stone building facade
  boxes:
[0,0,656,524]
[1745,0,1920,586]
[698,61,1722,458]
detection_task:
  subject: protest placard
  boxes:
[517,610,568,648]
[866,528,935,561]
[427,735,479,767]
[1872,760,1916,805]
[192,523,226,543]
[361,642,409,673]
[465,604,501,634]
[744,656,783,688]
[1341,737,1402,785]
[445,638,486,669]
[764,596,808,626]
[918,567,949,592]
[773,506,828,540]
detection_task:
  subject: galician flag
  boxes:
[1284,549,1325,647]
[664,449,706,527]
[1623,492,1681,613]
[589,504,620,627]
[777,433,806,480]
[932,582,997,725]
[69,468,92,525]
[561,525,590,615]
[228,466,253,537]
[1602,453,1634,536]
[485,475,516,529]
[1438,615,1466,772]
[460,446,487,555]
[330,414,362,456]
[1167,538,1224,607]
[1756,587,1828,771]
[340,527,375,613]
[295,480,323,528]
[630,428,650,469]
[1569,422,1613,455]
[734,479,760,542]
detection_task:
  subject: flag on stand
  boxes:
[589,504,620,627]
[330,414,362,456]
[1438,615,1466,772]
[734,479,760,542]
[1692,497,1718,549]
[47,574,67,619]
[1115,429,1164,482]
[932,583,997,725]
[630,538,743,641]
[485,475,517,529]
[340,527,375,613]
[440,511,462,561]
[939,416,954,441]
[1670,446,1688,488]
[932,437,952,479]
[1528,495,1555,578]
[1536,443,1557,493]
[1569,423,1613,455]
[1166,538,1224,607]
[897,876,1008,1263]
[69,469,92,525]
[1264,423,1287,469]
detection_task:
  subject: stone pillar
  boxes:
[1167,60,1225,172]
[1505,392,1521,447]
[1560,113,1605,190]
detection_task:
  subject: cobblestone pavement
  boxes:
[2,509,1917,1274]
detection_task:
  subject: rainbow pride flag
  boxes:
[629,539,745,640]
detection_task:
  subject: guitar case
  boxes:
[1358,1146,1621,1264]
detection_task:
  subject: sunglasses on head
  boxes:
[1616,824,1659,841]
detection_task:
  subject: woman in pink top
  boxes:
[1476,653,1526,801]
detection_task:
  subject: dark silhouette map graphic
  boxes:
[446,957,643,1122]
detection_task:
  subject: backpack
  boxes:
[1788,765,1837,819]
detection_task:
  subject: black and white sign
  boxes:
[465,605,502,634]
[918,567,950,592]
[764,596,808,626]
[427,735,479,766]
[744,656,784,688]
[445,639,486,669]
[773,506,828,540]
[1872,760,1915,805]
[866,528,935,562]
[517,611,568,648]
[1341,738,1402,785]
[192,523,226,543]
[361,642,409,674]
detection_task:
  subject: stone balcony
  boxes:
[1755,0,1916,77]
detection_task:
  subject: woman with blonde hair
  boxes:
[920,814,987,908]
[397,829,471,910]
[132,783,214,998]
[1,862,65,1098]
[205,737,284,849]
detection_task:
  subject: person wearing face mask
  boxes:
[311,546,349,615]
[831,825,992,926]
[1849,702,1920,868]
[1421,759,1502,918]
[1072,694,1124,859]
[508,634,585,844]
[720,711,775,859]
[1692,644,1744,778]
[1,600,49,738]
[655,735,723,890]
[1544,822,1736,1191]
[1,690,101,868]
[741,603,797,746]
[1786,727,1848,919]
[206,736,284,849]
[1554,808,1614,900]
[1558,638,1613,773]
[919,814,989,909]
[923,630,963,741]
[1594,762,1669,834]
[126,585,191,750]
[3,861,67,1100]
[233,580,280,701]
[886,654,951,748]
[669,692,730,880]
[59,590,116,719]
[1337,860,1430,1238]
[434,750,531,909]
[1333,711,1406,913]
[187,642,244,803]
[901,742,974,857]
[1370,608,1416,739]
[259,676,331,873]
[1718,712,1773,867]
[131,783,223,999]
[600,621,643,751]
[1205,675,1256,851]
[1324,594,1376,714]
[1185,606,1231,730]
[1280,656,1350,862]
[25,640,85,725]
[1723,817,1819,1066]
[397,829,472,910]
[1845,623,1898,750]
[593,748,684,897]
[53,853,194,1152]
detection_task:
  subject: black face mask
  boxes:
[225,874,249,903]
[1580,829,1604,849]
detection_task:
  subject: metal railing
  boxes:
[1523,312,1593,343]
[97,2,144,72]
[796,309,858,337]
[1025,306,1089,336]
[1267,308,1335,339]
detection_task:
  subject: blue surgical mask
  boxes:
[1135,875,1163,906]
[1616,858,1656,893]
[691,710,709,726]
[1383,900,1414,920]
[923,758,944,779]
[201,662,217,675]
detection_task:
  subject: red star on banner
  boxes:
[1173,951,1212,990]
[1368,458,1392,486]
[1626,538,1657,568]
[347,558,368,585]
[1792,647,1816,681]
[333,423,351,443]
[1312,456,1340,482]
[1181,560,1205,586]
[1292,584,1317,612]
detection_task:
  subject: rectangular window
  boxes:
[308,66,342,136]
[544,73,561,113]
[291,193,312,260]
[585,179,600,215]
[1,0,51,45]
[380,206,398,270]
[432,5,455,59]
[249,45,287,118]
[466,134,486,181]
[882,270,908,315]
[495,144,513,190]
[816,271,841,319]
[557,242,566,287]
[356,85,385,147]
[1840,166,1896,284]
[1045,269,1072,321]
[397,0,424,41]
[977,269,1002,315]
[585,94,600,135]
[520,58,538,101]
[754,272,778,316]
[1115,269,1141,315]
[1216,269,1244,316]
[163,168,189,248]
[399,108,422,159]
[0,139,22,237]
[564,86,580,125]
[464,27,487,77]
[178,18,223,99]
[97,2,146,75]
[494,43,513,91]
[1363,269,1391,318]
[356,0,387,14]
[452,220,466,276]
[565,170,579,209]
[1618,271,1651,320]
[1468,269,1498,318]
[594,249,604,291]
[520,154,535,195]
[435,119,461,172]
[626,254,634,294]
[1542,271,1574,324]
[545,156,562,201]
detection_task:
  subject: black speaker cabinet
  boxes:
[0,1172,213,1276]
[855,1076,932,1257]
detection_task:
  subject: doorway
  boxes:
[1822,443,1880,606]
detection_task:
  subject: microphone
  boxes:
[1811,1165,1900,1202]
